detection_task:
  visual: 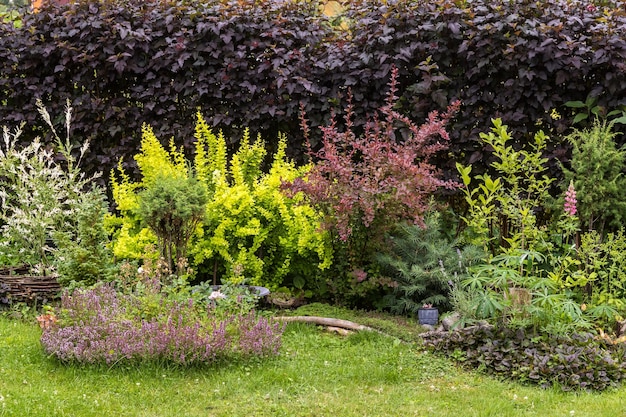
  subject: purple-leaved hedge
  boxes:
[1,0,624,185]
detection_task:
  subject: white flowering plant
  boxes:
[0,100,100,274]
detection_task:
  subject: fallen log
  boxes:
[275,316,375,332]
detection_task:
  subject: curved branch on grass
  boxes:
[275,316,376,332]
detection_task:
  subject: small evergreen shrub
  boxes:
[138,174,207,275]
[376,213,484,315]
[54,187,115,288]
[562,120,626,237]
[40,284,285,365]
[422,326,626,392]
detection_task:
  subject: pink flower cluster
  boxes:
[564,181,577,216]
[40,285,285,365]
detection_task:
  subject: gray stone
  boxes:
[441,312,462,331]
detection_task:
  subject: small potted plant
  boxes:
[418,303,439,326]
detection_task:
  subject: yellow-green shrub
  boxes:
[107,113,332,291]
[191,130,332,290]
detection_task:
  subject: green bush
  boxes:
[190,129,332,291]
[108,113,331,292]
[138,174,207,275]
[376,213,484,315]
[54,187,116,288]
[562,120,626,237]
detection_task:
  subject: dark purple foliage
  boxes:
[1,0,625,186]
[422,326,626,391]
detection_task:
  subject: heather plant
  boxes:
[0,100,99,273]
[40,284,285,365]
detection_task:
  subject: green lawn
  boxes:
[1,314,626,417]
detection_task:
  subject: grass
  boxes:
[2,309,626,416]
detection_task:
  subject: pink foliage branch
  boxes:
[284,66,460,242]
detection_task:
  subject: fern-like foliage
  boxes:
[376,213,485,316]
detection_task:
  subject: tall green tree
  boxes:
[562,120,626,237]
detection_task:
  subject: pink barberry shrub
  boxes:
[284,66,460,243]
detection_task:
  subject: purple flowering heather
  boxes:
[40,284,284,365]
[237,312,286,357]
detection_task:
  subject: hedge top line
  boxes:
[1,0,625,184]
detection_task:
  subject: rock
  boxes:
[420,324,435,332]
[441,312,462,331]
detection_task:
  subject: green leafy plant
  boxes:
[375,212,484,316]
[457,118,554,255]
[0,4,22,27]
[562,120,626,236]
[109,113,331,292]
[138,174,207,275]
[54,187,116,289]
[548,229,626,327]
[455,119,610,334]
[565,95,626,125]
[191,281,261,321]
[108,122,189,262]
[191,122,331,291]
